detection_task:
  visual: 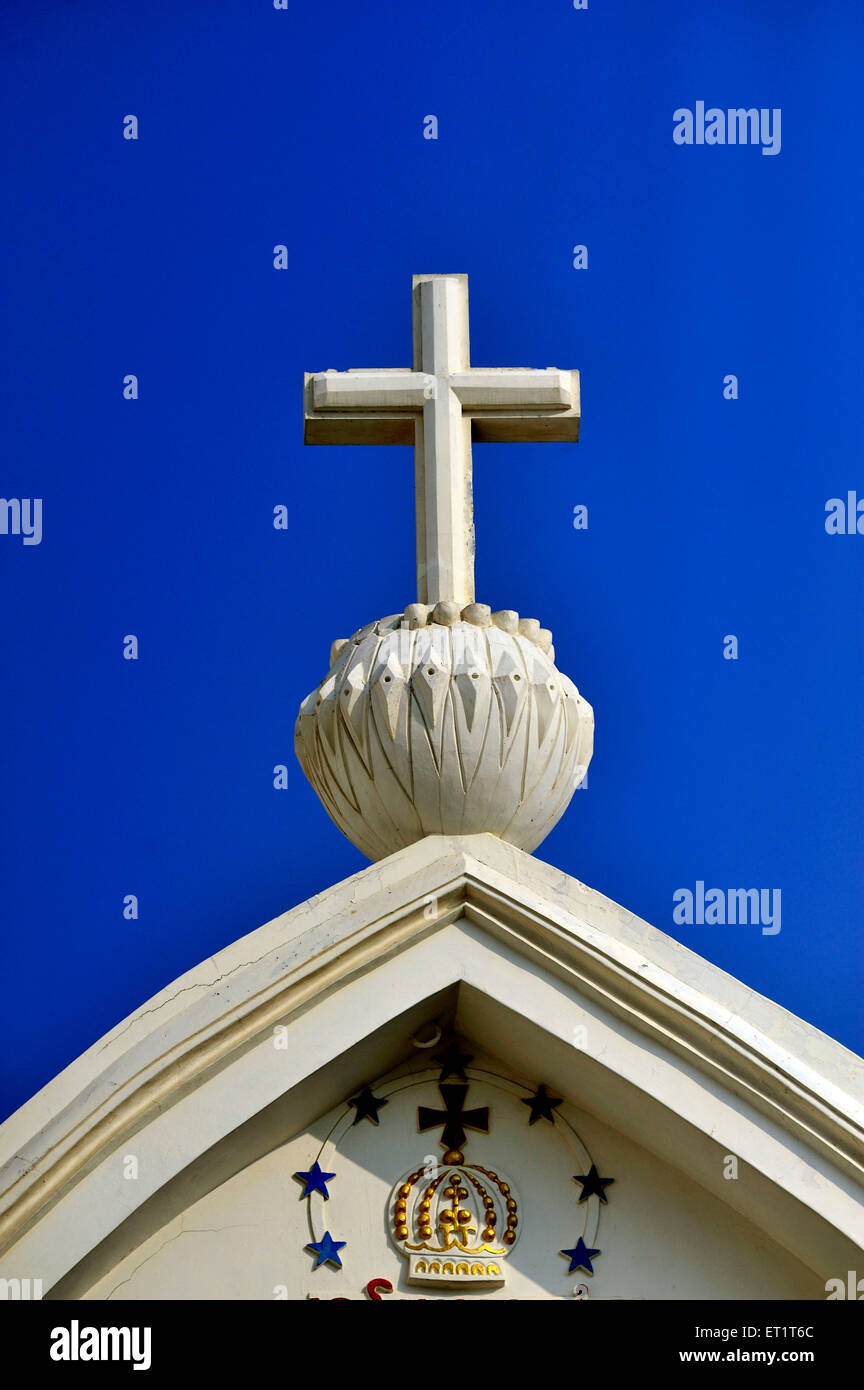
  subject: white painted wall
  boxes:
[3,836,860,1299]
[84,1049,820,1301]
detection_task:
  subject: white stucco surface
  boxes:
[0,835,861,1299]
[83,1050,821,1301]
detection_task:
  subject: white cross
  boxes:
[303,274,580,608]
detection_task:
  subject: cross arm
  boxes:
[449,367,573,409]
[303,372,418,444]
[311,369,429,411]
[303,367,581,444]
[458,368,580,442]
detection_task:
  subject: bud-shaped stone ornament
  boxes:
[295,607,593,862]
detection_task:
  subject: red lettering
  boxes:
[366,1277,394,1301]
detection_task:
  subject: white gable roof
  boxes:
[0,833,862,1294]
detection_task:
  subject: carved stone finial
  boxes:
[295,609,593,862]
[296,275,592,860]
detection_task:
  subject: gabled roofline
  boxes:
[1,833,862,1260]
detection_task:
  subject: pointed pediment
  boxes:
[0,834,862,1298]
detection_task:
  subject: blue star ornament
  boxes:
[294,1161,336,1200]
[307,1231,347,1269]
[561,1237,601,1274]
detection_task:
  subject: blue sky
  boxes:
[1,0,862,1121]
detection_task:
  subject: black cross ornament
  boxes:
[417,1084,489,1159]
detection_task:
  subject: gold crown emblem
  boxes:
[390,1160,520,1286]
[388,1081,521,1286]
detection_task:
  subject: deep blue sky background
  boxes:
[1,1,862,1122]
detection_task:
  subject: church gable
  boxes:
[1,276,863,1305]
[77,1041,820,1301]
[1,833,861,1300]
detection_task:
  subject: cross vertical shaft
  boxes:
[412,275,475,608]
[303,273,581,610]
